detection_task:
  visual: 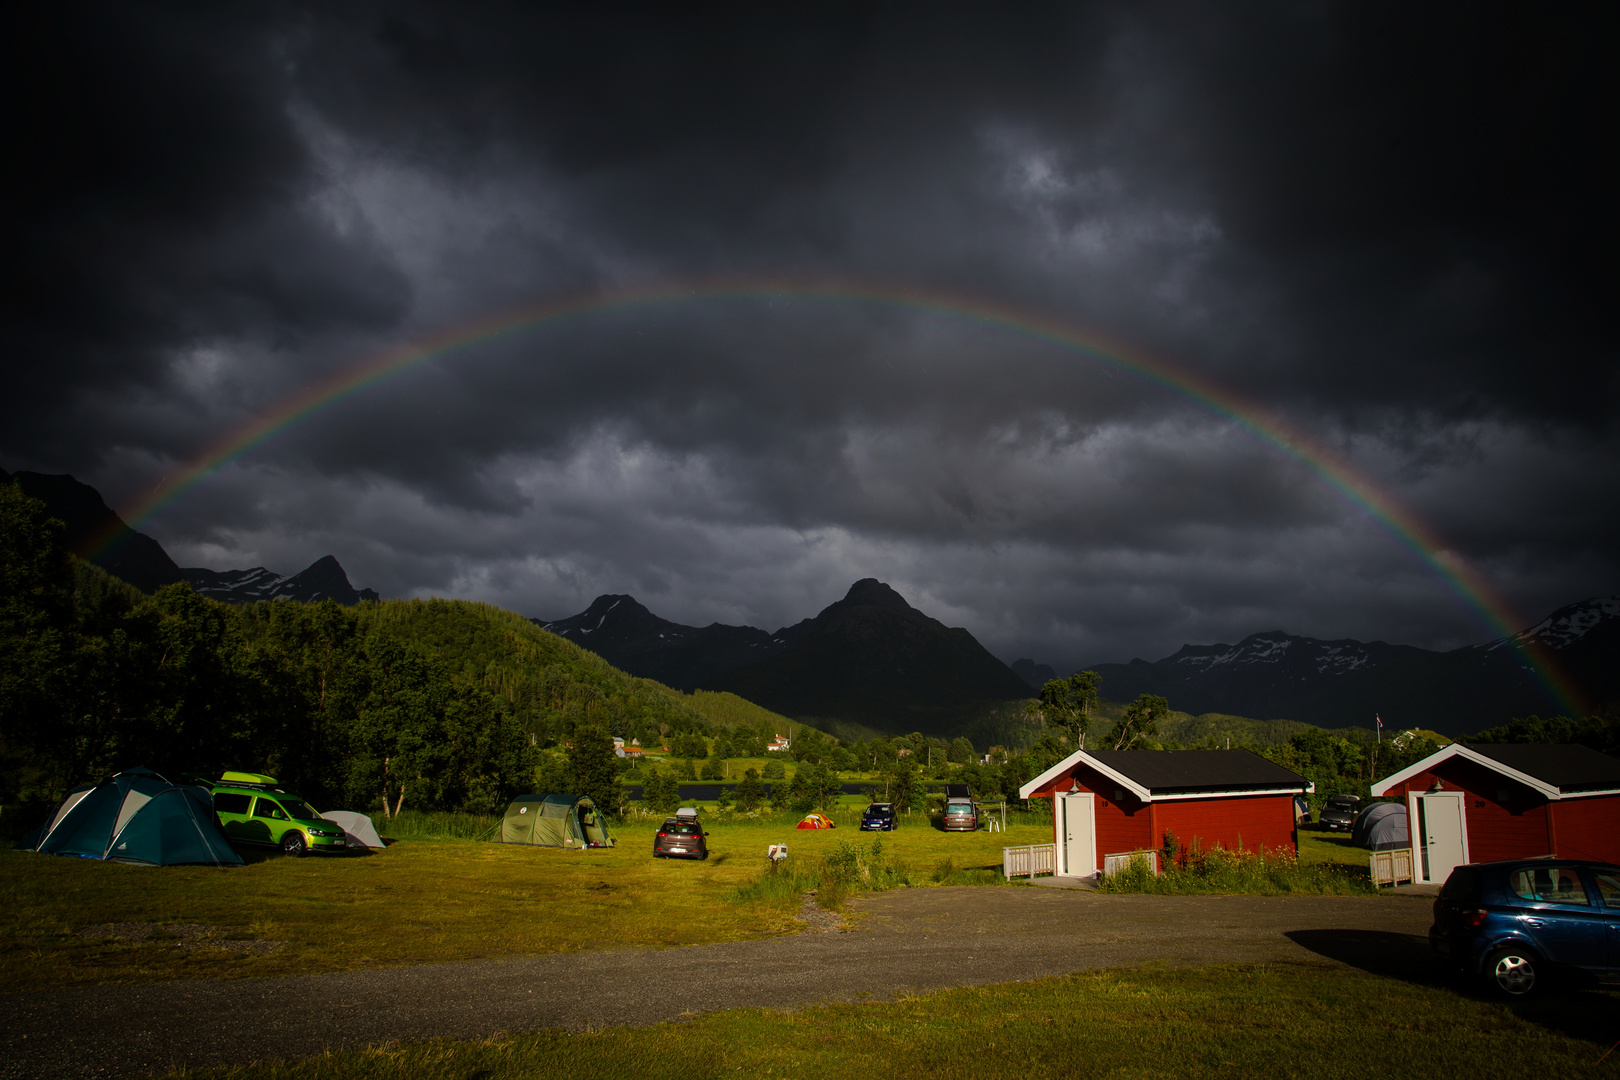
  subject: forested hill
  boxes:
[1,478,798,815]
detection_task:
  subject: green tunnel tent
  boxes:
[501,793,614,848]
[22,767,243,867]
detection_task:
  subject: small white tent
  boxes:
[321,811,384,849]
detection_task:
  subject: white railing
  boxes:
[1003,843,1055,879]
[1102,850,1160,877]
[1369,848,1414,887]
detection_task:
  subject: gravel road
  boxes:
[0,888,1434,1080]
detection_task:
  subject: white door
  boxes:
[1059,793,1096,878]
[1413,792,1468,884]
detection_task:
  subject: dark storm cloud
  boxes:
[4,2,1616,671]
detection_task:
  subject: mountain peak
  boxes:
[836,578,913,612]
[183,556,378,605]
[1499,595,1620,652]
[8,470,185,592]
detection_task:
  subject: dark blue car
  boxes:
[1430,859,1620,996]
[860,802,897,831]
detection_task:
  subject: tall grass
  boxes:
[378,809,501,841]
[732,837,923,911]
[1097,842,1373,896]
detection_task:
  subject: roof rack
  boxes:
[215,771,285,792]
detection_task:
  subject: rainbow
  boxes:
[95,276,1583,715]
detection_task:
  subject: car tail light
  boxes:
[657,831,667,838]
[1463,909,1488,928]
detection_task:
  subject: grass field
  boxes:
[160,962,1620,1079]
[0,810,1050,994]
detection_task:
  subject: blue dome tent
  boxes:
[1351,801,1409,852]
[21,767,243,867]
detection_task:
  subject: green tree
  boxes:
[1026,671,1100,749]
[567,724,621,815]
[700,757,725,781]
[887,758,925,812]
[640,767,680,814]
[1110,694,1168,751]
[0,482,80,799]
[761,757,786,779]
[947,736,975,764]
[735,767,765,812]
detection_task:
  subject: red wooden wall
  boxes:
[1155,794,1298,859]
[1550,797,1620,863]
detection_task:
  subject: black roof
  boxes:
[1086,749,1308,794]
[1464,744,1620,794]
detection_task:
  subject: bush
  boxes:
[1097,842,1372,896]
[732,837,916,912]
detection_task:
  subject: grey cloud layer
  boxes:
[5,2,1615,670]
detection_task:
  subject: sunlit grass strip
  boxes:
[161,962,1617,1079]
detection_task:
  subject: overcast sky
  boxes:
[6,3,1616,671]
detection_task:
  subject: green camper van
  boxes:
[210,772,348,856]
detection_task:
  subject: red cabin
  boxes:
[1369,743,1620,886]
[1019,749,1311,880]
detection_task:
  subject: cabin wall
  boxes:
[1550,796,1620,863]
[1154,794,1298,859]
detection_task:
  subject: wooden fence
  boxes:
[1102,850,1160,877]
[1003,843,1055,879]
[1369,848,1414,887]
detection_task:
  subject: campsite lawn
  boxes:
[1298,829,1379,870]
[161,961,1620,1080]
[0,811,1050,993]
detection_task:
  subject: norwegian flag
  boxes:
[1376,714,1383,731]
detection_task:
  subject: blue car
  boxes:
[861,802,897,831]
[1430,859,1620,996]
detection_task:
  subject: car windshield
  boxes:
[666,822,699,836]
[279,799,319,821]
[866,805,893,815]
[1325,800,1355,812]
[947,801,973,811]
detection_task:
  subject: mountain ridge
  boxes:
[537,579,1033,738]
[1076,596,1620,735]
[4,468,378,605]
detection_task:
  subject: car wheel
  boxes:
[280,831,307,858]
[1485,946,1539,997]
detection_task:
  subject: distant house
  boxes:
[622,745,645,760]
[1370,743,1620,885]
[1019,749,1312,880]
[767,736,792,753]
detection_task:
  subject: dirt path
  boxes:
[0,889,1434,1080]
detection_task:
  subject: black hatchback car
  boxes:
[1317,795,1360,831]
[861,803,897,831]
[1430,859,1620,996]
[653,817,708,860]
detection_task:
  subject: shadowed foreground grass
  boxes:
[0,812,1047,992]
[164,963,1620,1080]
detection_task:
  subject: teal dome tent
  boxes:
[21,767,244,867]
